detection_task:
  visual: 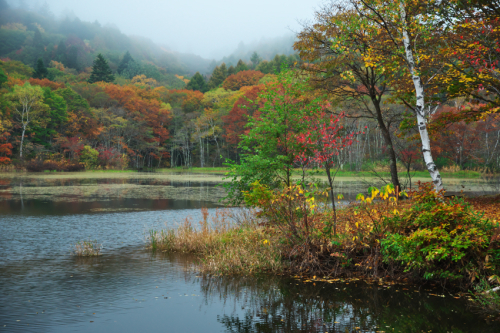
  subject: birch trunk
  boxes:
[399,2,443,191]
[20,126,26,159]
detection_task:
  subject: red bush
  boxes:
[222,70,265,91]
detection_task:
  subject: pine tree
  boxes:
[186,72,208,92]
[227,65,236,76]
[88,54,115,83]
[66,45,79,70]
[208,63,228,89]
[235,59,248,73]
[220,63,228,78]
[250,52,261,68]
[33,58,48,79]
[117,51,134,75]
[54,40,67,65]
[0,68,7,86]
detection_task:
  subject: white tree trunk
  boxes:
[399,2,443,191]
[20,126,26,159]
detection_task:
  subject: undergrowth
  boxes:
[148,181,500,315]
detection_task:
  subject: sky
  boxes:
[12,0,325,58]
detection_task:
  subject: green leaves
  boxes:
[380,183,499,283]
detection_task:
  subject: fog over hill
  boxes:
[4,0,321,74]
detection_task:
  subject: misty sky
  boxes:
[13,0,324,59]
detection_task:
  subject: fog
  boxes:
[10,0,323,59]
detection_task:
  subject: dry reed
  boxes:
[73,240,102,256]
[148,208,286,275]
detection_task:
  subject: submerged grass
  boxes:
[74,240,102,256]
[147,208,286,275]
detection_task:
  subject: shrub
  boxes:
[79,145,99,169]
[380,182,500,285]
[25,159,85,172]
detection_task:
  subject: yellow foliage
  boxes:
[1,23,27,31]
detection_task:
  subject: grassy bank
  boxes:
[5,165,494,179]
[148,183,500,314]
[148,208,285,275]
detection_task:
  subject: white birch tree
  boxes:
[6,83,48,159]
[340,0,446,190]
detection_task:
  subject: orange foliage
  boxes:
[100,83,171,142]
[28,78,66,90]
[158,89,204,113]
[222,70,265,91]
[49,60,65,71]
[6,76,24,88]
[223,85,264,146]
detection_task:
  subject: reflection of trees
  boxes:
[199,276,496,333]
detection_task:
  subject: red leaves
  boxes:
[28,78,65,90]
[223,85,264,146]
[222,70,265,91]
[294,112,358,167]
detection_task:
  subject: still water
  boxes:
[1,172,499,332]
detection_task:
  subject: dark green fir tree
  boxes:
[186,72,208,92]
[117,51,134,75]
[227,65,236,76]
[33,58,48,79]
[0,68,7,86]
[54,40,67,65]
[208,63,228,89]
[235,59,248,73]
[88,54,115,83]
[250,52,261,67]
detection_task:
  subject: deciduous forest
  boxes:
[0,0,499,179]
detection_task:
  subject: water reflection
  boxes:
[2,249,499,333]
[201,275,500,333]
[1,173,499,332]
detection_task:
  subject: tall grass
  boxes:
[74,240,102,256]
[147,208,286,275]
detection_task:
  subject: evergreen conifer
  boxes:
[0,68,7,86]
[88,54,115,83]
[250,52,261,67]
[54,40,67,64]
[117,51,134,75]
[235,59,248,73]
[33,58,48,79]
[208,63,228,89]
[186,72,208,92]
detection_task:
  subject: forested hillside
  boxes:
[0,0,498,177]
[0,0,201,82]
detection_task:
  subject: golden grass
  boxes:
[74,240,102,256]
[148,208,286,275]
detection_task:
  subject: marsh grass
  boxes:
[148,208,286,275]
[74,240,102,257]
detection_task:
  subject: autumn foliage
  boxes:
[222,70,265,91]
[223,85,264,146]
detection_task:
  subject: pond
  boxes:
[0,172,499,332]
